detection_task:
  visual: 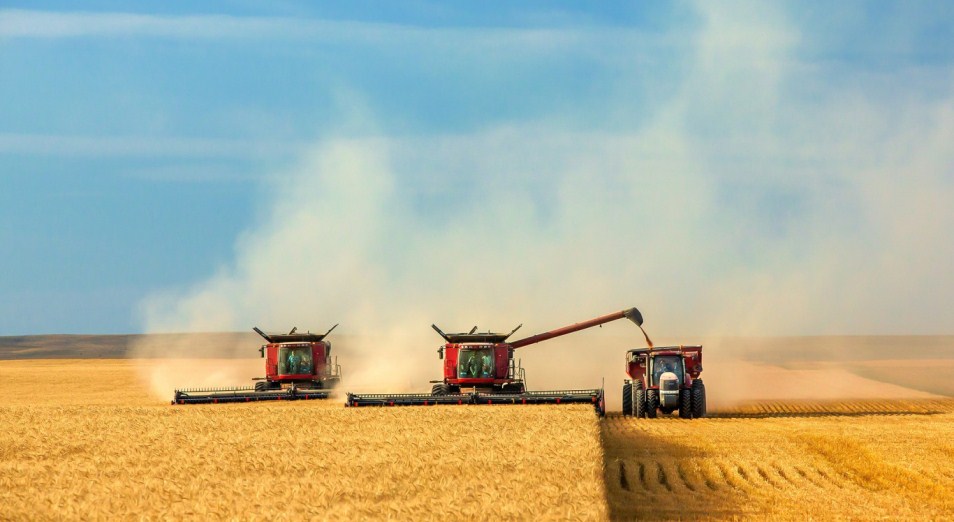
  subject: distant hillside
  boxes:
[1,332,951,362]
[0,332,261,359]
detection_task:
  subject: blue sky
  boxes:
[2,2,953,336]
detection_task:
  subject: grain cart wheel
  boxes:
[679,389,693,419]
[431,383,450,396]
[645,389,659,418]
[634,381,646,418]
[622,383,633,416]
[254,381,268,392]
[691,380,707,418]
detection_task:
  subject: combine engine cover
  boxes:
[346,388,605,415]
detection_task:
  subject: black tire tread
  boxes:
[645,389,658,418]
[622,383,633,416]
[692,379,707,418]
[679,388,692,419]
[634,381,646,418]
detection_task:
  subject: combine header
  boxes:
[346,307,646,415]
[172,325,342,405]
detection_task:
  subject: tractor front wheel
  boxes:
[645,389,659,418]
[692,379,707,418]
[679,389,693,419]
[622,383,633,416]
[254,381,268,392]
[431,383,450,396]
[634,381,646,418]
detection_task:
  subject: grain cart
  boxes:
[172,325,342,404]
[346,307,646,415]
[622,345,706,419]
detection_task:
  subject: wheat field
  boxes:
[0,360,606,520]
[1,359,953,520]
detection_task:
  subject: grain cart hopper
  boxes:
[172,325,342,404]
[622,345,706,419]
[346,307,645,415]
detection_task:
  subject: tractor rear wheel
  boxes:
[254,381,268,392]
[431,383,450,396]
[679,389,692,419]
[645,389,659,418]
[692,379,707,418]
[622,383,633,416]
[634,381,646,418]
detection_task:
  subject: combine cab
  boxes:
[172,325,342,405]
[622,345,706,419]
[346,307,646,415]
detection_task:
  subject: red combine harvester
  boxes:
[622,344,706,419]
[172,325,342,405]
[346,307,645,415]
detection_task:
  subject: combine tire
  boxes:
[645,389,659,418]
[622,383,633,416]
[254,381,268,392]
[431,383,450,396]
[679,389,692,419]
[692,380,707,418]
[634,382,646,418]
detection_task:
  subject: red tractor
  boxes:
[172,325,342,405]
[622,345,706,418]
[347,307,645,414]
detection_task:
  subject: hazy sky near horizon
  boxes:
[2,2,953,336]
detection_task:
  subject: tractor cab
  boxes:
[623,345,706,419]
[626,345,703,388]
[650,354,684,386]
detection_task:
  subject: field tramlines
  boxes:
[602,399,954,520]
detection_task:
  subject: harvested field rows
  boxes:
[602,400,954,520]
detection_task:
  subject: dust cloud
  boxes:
[131,3,954,403]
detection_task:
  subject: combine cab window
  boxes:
[278,345,313,375]
[652,355,683,386]
[458,348,494,378]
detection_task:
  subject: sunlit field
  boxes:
[1,359,952,520]
[0,360,606,520]
[602,399,954,520]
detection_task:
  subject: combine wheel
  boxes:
[679,389,692,419]
[254,381,268,392]
[622,383,633,416]
[634,381,646,418]
[431,383,450,396]
[691,379,707,418]
[645,389,659,418]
